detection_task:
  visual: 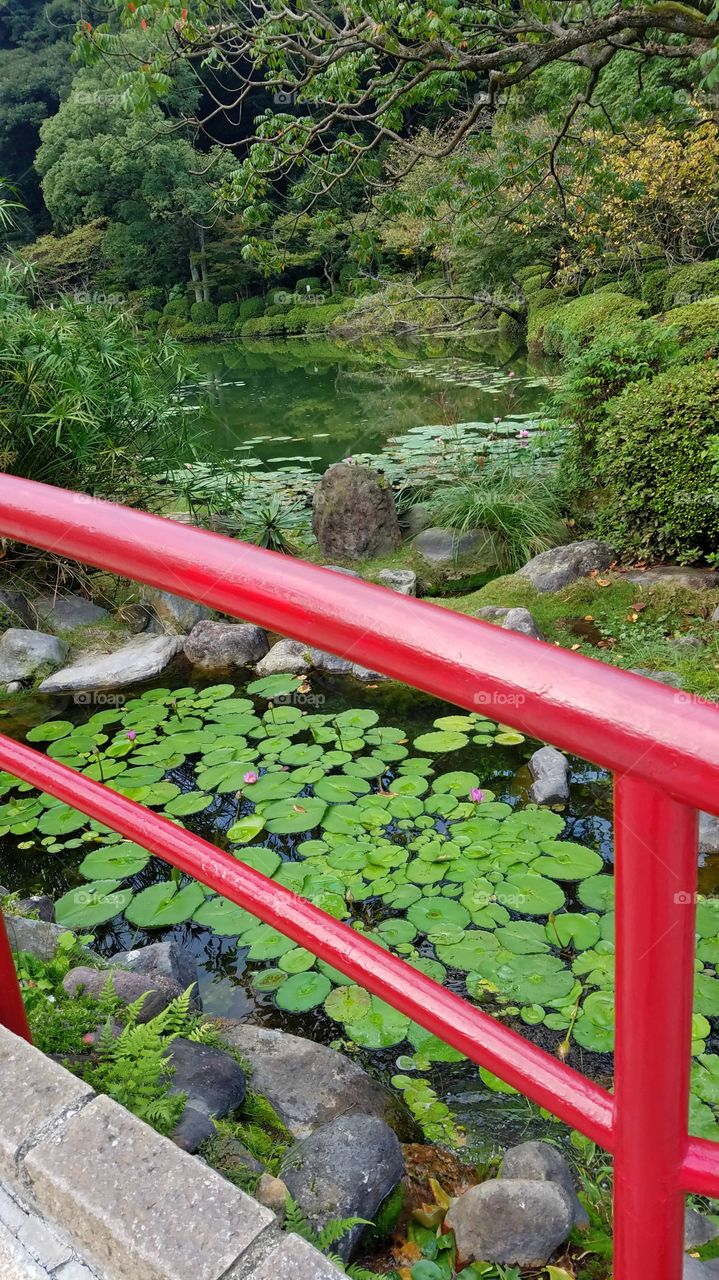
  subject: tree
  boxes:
[35,66,234,295]
[77,0,719,211]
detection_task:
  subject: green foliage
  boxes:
[241,313,286,337]
[421,461,566,573]
[639,267,672,313]
[659,297,719,344]
[0,261,193,578]
[143,309,162,327]
[238,297,265,321]
[190,301,217,324]
[283,1195,383,1278]
[595,360,719,561]
[541,292,648,357]
[163,297,190,318]
[664,260,719,309]
[217,301,239,326]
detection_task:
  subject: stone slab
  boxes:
[38,635,185,694]
[246,1233,344,1279]
[0,1027,93,1180]
[24,1094,273,1280]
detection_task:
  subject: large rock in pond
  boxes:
[500,1140,587,1228]
[38,634,185,693]
[143,589,212,634]
[254,638,311,676]
[63,966,185,1022]
[528,747,570,806]
[312,464,401,560]
[184,620,268,674]
[217,1022,416,1140]
[31,594,109,631]
[5,915,68,962]
[0,629,68,683]
[517,540,614,592]
[110,941,200,1005]
[281,1114,404,1261]
[445,1178,574,1268]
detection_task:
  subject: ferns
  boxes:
[283,1196,385,1280]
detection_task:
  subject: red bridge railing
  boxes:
[0,475,716,1280]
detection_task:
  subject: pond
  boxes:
[0,669,634,1163]
[181,335,555,472]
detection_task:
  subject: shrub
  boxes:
[557,322,679,508]
[217,302,239,327]
[526,298,565,352]
[283,306,308,334]
[595,361,719,561]
[640,268,671,313]
[239,314,287,337]
[300,303,346,333]
[541,291,647,356]
[163,297,190,319]
[238,297,265,321]
[190,301,217,325]
[664,260,719,309]
[143,309,162,328]
[659,297,719,340]
[296,276,322,295]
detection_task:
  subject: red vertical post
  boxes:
[0,908,31,1042]
[613,778,697,1280]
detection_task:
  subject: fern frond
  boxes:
[317,1218,371,1250]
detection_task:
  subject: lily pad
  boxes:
[55,880,132,928]
[125,881,205,928]
[276,971,331,1012]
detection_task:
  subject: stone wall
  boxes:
[0,1025,343,1280]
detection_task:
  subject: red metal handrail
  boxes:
[0,475,715,1280]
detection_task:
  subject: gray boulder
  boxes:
[5,915,67,962]
[517,540,614,592]
[321,565,362,578]
[308,647,353,674]
[39,634,185,693]
[255,638,311,676]
[699,812,719,854]
[217,1022,416,1140]
[63,966,185,1022]
[529,748,570,806]
[685,1206,719,1250]
[312,464,401,560]
[502,607,545,640]
[171,1105,216,1154]
[14,894,54,922]
[281,1114,404,1261]
[500,1140,587,1228]
[110,941,200,1006]
[413,527,493,566]
[31,594,109,631]
[622,566,719,591]
[712,605,719,624]
[0,589,34,628]
[403,503,432,537]
[377,569,417,596]
[166,1037,246,1118]
[685,1259,719,1278]
[476,606,513,623]
[143,589,212,633]
[184,620,268,675]
[0,629,68,683]
[445,1179,574,1268]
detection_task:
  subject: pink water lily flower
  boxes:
[243,771,258,785]
[470,787,485,803]
[493,416,502,424]
[126,730,137,741]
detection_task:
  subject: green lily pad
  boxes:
[38,806,88,836]
[499,872,565,916]
[578,874,615,912]
[55,880,132,928]
[534,840,604,881]
[264,797,327,833]
[125,881,205,928]
[324,984,372,1023]
[345,996,411,1048]
[78,842,150,880]
[547,912,601,951]
[26,720,74,743]
[413,731,468,753]
[247,674,302,698]
[193,896,256,935]
[227,815,266,844]
[164,791,213,816]
[276,971,331,1012]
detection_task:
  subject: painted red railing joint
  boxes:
[0,476,715,1280]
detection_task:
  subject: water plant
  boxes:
[7,675,719,1145]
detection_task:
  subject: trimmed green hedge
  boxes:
[163,298,190,319]
[640,268,671,314]
[143,309,162,328]
[190,301,217,325]
[659,296,719,339]
[541,291,647,356]
[217,302,239,326]
[664,260,719,310]
[595,360,719,560]
[238,297,265,321]
[240,314,286,337]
